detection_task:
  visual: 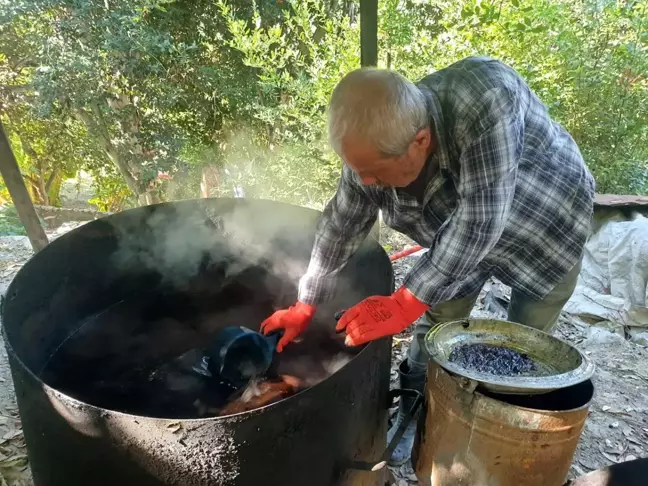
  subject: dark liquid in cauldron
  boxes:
[449,343,537,376]
[39,283,355,419]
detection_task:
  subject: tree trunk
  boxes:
[141,192,161,205]
[17,134,48,204]
[37,165,49,206]
[0,121,49,252]
[75,104,148,205]
[103,145,143,199]
[200,166,219,198]
[15,131,60,205]
[47,173,63,207]
[45,167,61,206]
[23,175,44,204]
[45,167,58,194]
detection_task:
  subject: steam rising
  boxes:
[167,128,335,210]
[40,197,377,418]
[109,199,310,297]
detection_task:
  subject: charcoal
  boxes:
[40,293,356,418]
[217,375,301,416]
[448,343,537,376]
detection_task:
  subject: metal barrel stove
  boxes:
[1,198,395,486]
[414,360,594,486]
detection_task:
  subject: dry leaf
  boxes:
[1,430,22,441]
[599,447,621,463]
[0,455,28,468]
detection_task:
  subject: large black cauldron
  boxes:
[1,198,394,486]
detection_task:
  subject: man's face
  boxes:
[340,127,433,187]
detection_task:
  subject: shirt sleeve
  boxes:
[403,87,522,306]
[298,165,379,305]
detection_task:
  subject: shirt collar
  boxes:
[418,83,450,173]
[410,84,451,207]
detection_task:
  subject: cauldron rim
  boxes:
[2,197,393,422]
[2,325,378,422]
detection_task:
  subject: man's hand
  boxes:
[260,302,316,352]
[336,287,428,346]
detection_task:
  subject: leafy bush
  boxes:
[1,0,647,212]
[215,0,648,200]
[0,204,30,236]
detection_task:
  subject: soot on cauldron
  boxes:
[448,343,537,376]
[4,199,395,486]
[39,271,355,419]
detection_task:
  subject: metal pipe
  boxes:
[389,245,424,262]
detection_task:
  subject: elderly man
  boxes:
[261,57,595,465]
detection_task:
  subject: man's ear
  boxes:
[412,127,431,149]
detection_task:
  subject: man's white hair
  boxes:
[328,67,428,157]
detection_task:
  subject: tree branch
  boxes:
[74,107,100,134]
[75,103,142,200]
[45,167,59,193]
[23,174,38,186]
[0,84,33,94]
[18,133,38,160]
[89,102,114,144]
[14,56,38,71]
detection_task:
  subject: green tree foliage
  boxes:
[1,0,260,205]
[211,0,359,205]
[0,0,647,215]
[1,108,101,206]
[378,0,648,194]
[0,204,27,235]
[0,9,102,205]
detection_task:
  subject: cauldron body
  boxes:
[2,199,394,486]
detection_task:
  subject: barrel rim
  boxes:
[1,197,394,422]
[3,325,389,422]
[425,318,596,395]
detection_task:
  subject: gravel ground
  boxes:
[0,223,646,485]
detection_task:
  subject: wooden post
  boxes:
[360,0,380,242]
[360,0,378,67]
[0,121,49,252]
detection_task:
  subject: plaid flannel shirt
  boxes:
[298,57,595,307]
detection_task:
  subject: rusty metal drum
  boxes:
[414,362,593,486]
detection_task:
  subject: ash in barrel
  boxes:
[448,343,537,376]
[39,288,354,419]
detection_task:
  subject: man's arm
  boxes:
[298,164,379,305]
[403,86,522,306]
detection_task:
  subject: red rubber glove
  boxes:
[260,302,316,352]
[336,287,428,346]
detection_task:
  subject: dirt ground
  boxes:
[0,237,35,485]
[0,224,646,485]
[383,228,648,485]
